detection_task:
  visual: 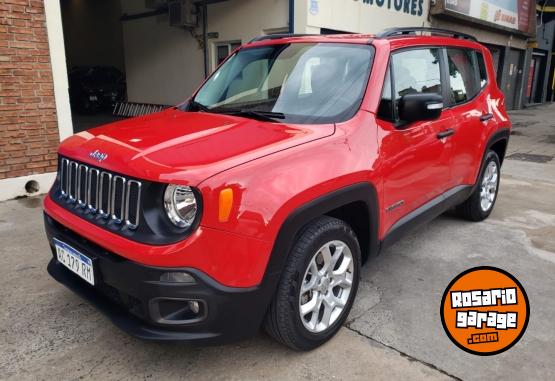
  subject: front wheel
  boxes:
[264,216,361,350]
[456,150,501,221]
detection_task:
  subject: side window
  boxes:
[377,67,393,120]
[391,48,442,111]
[476,52,488,88]
[446,49,479,104]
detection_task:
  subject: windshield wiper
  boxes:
[187,102,285,122]
[223,109,285,122]
[188,99,211,112]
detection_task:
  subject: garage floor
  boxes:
[1,106,555,380]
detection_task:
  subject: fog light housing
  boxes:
[189,301,200,314]
[150,298,206,325]
[160,272,196,284]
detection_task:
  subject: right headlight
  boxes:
[163,184,198,229]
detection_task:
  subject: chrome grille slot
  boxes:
[60,158,69,196]
[57,157,142,230]
[68,161,79,201]
[99,172,112,218]
[77,164,88,207]
[87,168,100,212]
[111,176,126,223]
[125,180,141,229]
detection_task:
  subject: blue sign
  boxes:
[310,0,320,16]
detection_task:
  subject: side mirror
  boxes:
[398,93,443,124]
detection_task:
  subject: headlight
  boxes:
[163,184,198,228]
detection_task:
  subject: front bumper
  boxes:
[45,213,278,343]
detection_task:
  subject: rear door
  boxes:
[377,47,454,234]
[445,48,492,187]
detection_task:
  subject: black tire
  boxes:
[456,150,501,221]
[264,216,361,350]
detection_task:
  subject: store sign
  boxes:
[306,0,429,34]
[445,0,531,32]
[359,0,425,16]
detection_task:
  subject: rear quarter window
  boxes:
[476,52,488,88]
[446,48,479,104]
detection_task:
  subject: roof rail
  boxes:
[249,33,319,43]
[376,27,478,42]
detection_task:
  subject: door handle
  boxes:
[480,113,494,122]
[437,128,455,139]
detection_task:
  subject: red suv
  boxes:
[44,28,511,350]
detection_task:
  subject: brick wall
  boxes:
[0,0,59,181]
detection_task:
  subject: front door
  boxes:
[376,48,454,235]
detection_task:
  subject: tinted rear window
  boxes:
[446,48,479,104]
[476,52,488,88]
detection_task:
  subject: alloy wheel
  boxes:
[480,161,498,212]
[298,240,354,333]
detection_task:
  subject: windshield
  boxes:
[192,43,374,124]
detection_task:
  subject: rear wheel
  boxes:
[456,150,501,221]
[264,216,361,350]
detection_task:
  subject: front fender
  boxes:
[196,112,380,245]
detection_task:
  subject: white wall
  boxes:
[207,0,289,69]
[297,0,429,34]
[120,0,205,105]
[120,0,288,106]
[44,0,73,142]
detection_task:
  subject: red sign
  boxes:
[517,0,531,32]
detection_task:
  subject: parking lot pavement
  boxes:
[1,106,555,380]
[0,197,451,381]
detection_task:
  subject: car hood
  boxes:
[58,108,335,185]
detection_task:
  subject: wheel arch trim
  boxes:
[260,182,379,296]
[473,128,510,189]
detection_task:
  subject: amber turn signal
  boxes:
[218,188,233,222]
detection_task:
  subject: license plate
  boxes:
[54,239,95,285]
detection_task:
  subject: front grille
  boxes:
[59,158,142,229]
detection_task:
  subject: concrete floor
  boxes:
[1,105,555,380]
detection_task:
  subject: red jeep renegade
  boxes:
[44,28,511,350]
